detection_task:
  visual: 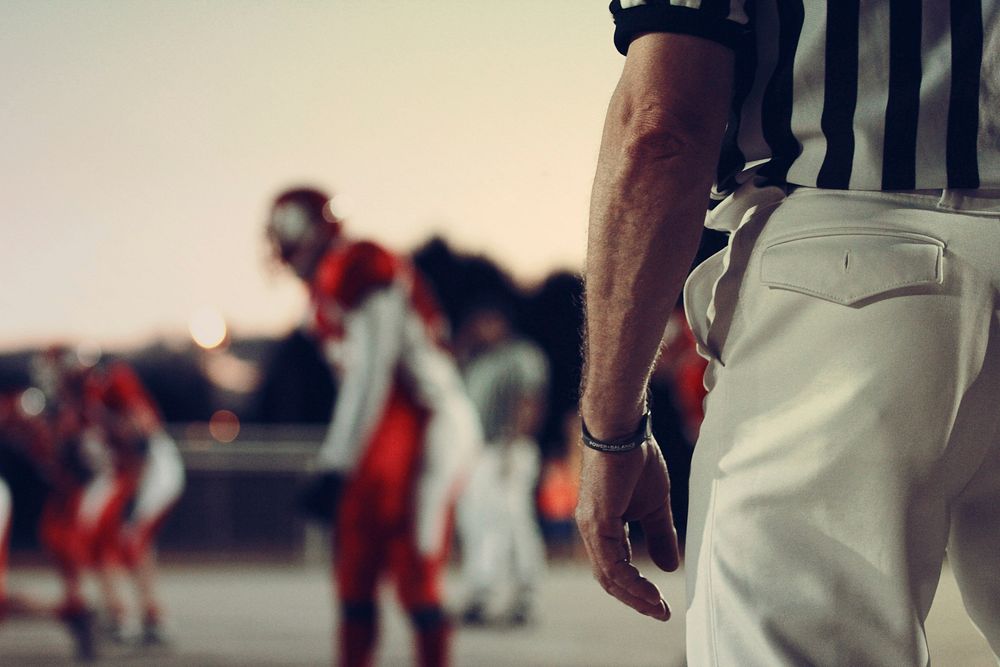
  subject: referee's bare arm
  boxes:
[576,32,734,622]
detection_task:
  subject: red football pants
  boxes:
[334,385,443,610]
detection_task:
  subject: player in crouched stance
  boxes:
[31,348,184,652]
[266,187,481,667]
[85,360,185,646]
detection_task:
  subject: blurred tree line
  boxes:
[1,229,725,455]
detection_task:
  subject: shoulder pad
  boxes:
[315,241,399,309]
[99,363,150,412]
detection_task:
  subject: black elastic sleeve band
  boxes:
[611,3,749,55]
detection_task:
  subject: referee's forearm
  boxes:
[581,119,707,442]
[581,35,733,443]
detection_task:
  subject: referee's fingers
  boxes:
[606,564,671,621]
[586,525,670,621]
[641,500,681,573]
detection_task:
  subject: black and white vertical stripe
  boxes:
[609,0,999,194]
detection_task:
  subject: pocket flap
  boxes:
[760,230,944,306]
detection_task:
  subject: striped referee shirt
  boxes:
[610,0,1000,197]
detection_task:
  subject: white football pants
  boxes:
[683,184,1000,666]
[130,430,185,527]
[458,438,545,600]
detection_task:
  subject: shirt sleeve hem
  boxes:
[612,5,748,55]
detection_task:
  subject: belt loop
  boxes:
[937,189,959,211]
[937,189,1000,213]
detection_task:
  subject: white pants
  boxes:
[0,477,9,597]
[683,185,1000,666]
[415,391,482,557]
[130,431,185,527]
[0,476,10,547]
[457,438,545,599]
[0,477,10,537]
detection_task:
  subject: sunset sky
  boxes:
[1,1,625,350]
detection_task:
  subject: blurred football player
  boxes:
[32,347,184,648]
[85,360,185,645]
[0,466,64,623]
[266,186,481,667]
[21,347,105,659]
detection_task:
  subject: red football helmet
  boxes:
[266,187,343,279]
[31,344,90,403]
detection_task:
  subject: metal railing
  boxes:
[159,424,329,563]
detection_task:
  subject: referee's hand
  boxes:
[575,437,680,621]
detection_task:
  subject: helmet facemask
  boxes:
[266,195,342,279]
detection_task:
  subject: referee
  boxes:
[576,1,999,665]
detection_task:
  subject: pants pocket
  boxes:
[759,229,944,306]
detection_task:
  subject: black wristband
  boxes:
[580,412,652,454]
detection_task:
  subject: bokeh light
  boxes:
[76,340,103,367]
[189,307,228,350]
[209,409,240,443]
[326,193,354,221]
[19,387,46,417]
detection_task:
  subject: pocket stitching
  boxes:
[763,227,945,249]
[762,276,940,304]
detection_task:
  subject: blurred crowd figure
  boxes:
[536,410,584,560]
[266,187,481,667]
[0,345,184,660]
[454,300,549,627]
[647,307,708,549]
